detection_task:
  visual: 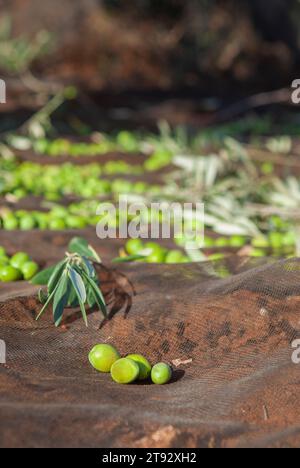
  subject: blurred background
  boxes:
[1,1,300,265]
[1,0,300,130]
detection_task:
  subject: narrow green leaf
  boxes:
[81,271,107,318]
[38,288,48,304]
[81,256,96,278]
[31,264,56,285]
[68,267,87,303]
[53,273,70,327]
[48,260,68,294]
[78,298,88,327]
[36,282,59,321]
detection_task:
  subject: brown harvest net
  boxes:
[0,230,300,448]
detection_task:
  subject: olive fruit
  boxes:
[251,236,269,249]
[19,216,36,231]
[147,251,166,263]
[229,235,247,248]
[110,358,140,384]
[0,266,22,282]
[10,252,30,270]
[151,363,172,385]
[165,250,184,264]
[0,257,9,267]
[89,344,121,373]
[49,218,66,230]
[125,239,143,255]
[0,247,6,257]
[126,354,152,380]
[21,261,39,281]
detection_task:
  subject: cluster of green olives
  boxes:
[125,239,191,264]
[3,162,154,201]
[89,344,172,385]
[0,248,39,282]
[31,131,142,156]
[29,133,173,170]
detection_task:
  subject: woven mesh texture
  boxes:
[0,230,300,448]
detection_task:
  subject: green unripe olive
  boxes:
[145,243,166,263]
[229,235,247,248]
[147,251,166,263]
[204,237,215,248]
[126,354,152,380]
[215,237,230,248]
[21,261,39,281]
[10,252,30,270]
[125,239,144,255]
[89,344,121,373]
[49,218,66,230]
[145,242,162,255]
[165,250,184,264]
[110,358,140,384]
[269,232,283,250]
[3,216,19,230]
[208,253,225,261]
[180,256,190,263]
[0,266,23,282]
[151,363,172,385]
[66,216,87,229]
[251,249,266,257]
[251,236,269,249]
[0,247,6,257]
[19,216,36,231]
[0,256,9,267]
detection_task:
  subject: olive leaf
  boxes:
[31,264,57,285]
[32,236,107,327]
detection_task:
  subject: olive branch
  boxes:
[31,237,107,327]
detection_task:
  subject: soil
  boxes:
[0,229,300,448]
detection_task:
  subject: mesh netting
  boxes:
[0,230,300,448]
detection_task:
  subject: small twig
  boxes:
[263,405,270,421]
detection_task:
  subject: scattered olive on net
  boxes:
[0,249,39,283]
[126,354,152,380]
[110,358,140,384]
[89,344,121,373]
[151,363,172,385]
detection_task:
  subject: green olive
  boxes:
[215,237,230,248]
[3,216,19,230]
[49,218,66,230]
[21,261,39,281]
[110,358,140,384]
[125,239,144,255]
[0,247,6,257]
[0,256,9,267]
[147,250,166,263]
[151,363,172,385]
[10,252,30,270]
[89,344,121,373]
[251,249,266,257]
[0,266,23,282]
[208,253,225,261]
[126,354,152,380]
[165,250,184,264]
[19,216,36,231]
[204,237,215,248]
[229,235,247,248]
[251,236,269,249]
[65,216,87,229]
[269,232,283,250]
